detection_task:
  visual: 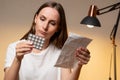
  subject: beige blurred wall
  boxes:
[0,0,120,80]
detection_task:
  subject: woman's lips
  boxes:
[40,31,47,36]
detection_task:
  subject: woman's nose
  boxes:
[43,22,49,31]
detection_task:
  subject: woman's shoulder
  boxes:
[8,40,25,48]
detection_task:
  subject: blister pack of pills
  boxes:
[27,33,45,50]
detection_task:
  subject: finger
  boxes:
[76,52,90,62]
[16,48,32,61]
[80,47,90,54]
[76,48,90,58]
[75,50,90,62]
[16,41,34,52]
[76,49,90,58]
[78,60,88,65]
[16,41,33,49]
[16,47,33,53]
[77,47,90,54]
[76,54,90,65]
[76,54,90,62]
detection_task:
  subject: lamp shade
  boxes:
[80,5,101,27]
[80,16,101,27]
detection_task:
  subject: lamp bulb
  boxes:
[87,25,94,28]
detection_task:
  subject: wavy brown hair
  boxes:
[20,1,68,49]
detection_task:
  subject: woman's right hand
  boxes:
[15,40,33,62]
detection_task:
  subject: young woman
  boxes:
[4,1,90,80]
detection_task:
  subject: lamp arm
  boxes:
[110,8,120,44]
[97,2,120,15]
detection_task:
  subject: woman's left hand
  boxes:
[75,47,91,66]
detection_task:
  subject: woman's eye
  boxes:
[40,17,45,21]
[50,21,56,26]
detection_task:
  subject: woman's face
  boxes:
[34,7,60,40]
